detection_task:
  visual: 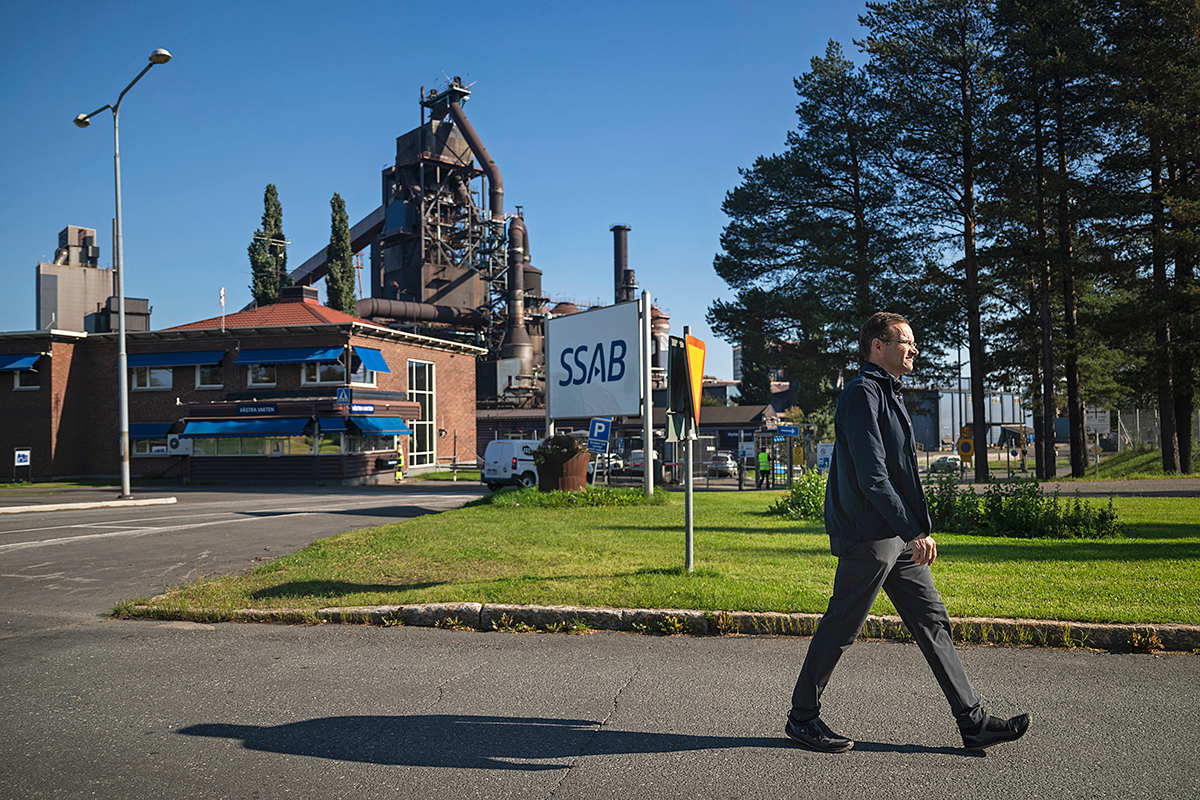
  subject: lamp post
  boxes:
[74,48,171,499]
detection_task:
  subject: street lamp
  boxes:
[74,48,172,499]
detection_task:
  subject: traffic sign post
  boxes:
[665,326,706,573]
[1085,409,1110,477]
[587,417,612,487]
[587,417,612,453]
[13,447,31,482]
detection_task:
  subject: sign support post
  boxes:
[683,327,694,573]
[641,290,653,498]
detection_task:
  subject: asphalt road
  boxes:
[1,482,1197,799]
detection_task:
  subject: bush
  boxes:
[927,477,1122,539]
[531,434,586,466]
[471,485,670,509]
[767,469,826,520]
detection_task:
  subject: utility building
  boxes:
[35,225,151,333]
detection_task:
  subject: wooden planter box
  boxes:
[537,452,589,492]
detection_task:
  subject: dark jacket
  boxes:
[824,363,931,547]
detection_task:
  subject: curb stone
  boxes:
[0,497,178,514]
[131,602,1200,652]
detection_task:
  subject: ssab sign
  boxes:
[546,302,641,418]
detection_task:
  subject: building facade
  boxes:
[0,287,481,484]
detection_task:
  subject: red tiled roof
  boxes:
[167,296,390,332]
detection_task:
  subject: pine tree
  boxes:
[248,184,292,307]
[860,0,999,482]
[709,40,954,417]
[1099,0,1200,473]
[986,0,1109,477]
[325,193,356,314]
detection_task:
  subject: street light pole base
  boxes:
[116,494,134,500]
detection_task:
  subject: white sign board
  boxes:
[1084,408,1110,435]
[546,302,641,418]
[817,442,835,470]
[14,448,31,467]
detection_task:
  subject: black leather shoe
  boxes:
[961,713,1031,750]
[785,716,854,753]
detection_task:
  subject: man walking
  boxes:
[786,312,1030,753]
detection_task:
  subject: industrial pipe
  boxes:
[355,297,485,327]
[612,224,632,303]
[447,100,503,220]
[500,217,533,374]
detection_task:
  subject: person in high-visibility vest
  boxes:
[394,447,405,481]
[757,450,769,489]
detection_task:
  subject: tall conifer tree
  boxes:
[1100,0,1200,472]
[860,0,999,481]
[248,184,292,307]
[325,193,356,314]
[710,41,953,413]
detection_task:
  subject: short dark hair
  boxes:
[859,312,909,363]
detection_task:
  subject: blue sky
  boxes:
[0,0,870,380]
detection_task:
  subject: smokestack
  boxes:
[500,217,533,374]
[611,224,633,303]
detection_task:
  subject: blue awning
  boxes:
[318,417,347,432]
[128,350,225,368]
[353,347,391,374]
[0,353,42,372]
[349,416,413,435]
[235,347,345,365]
[180,418,312,438]
[130,422,174,440]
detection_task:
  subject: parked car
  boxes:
[587,452,625,476]
[707,451,738,477]
[628,449,659,475]
[481,439,540,490]
[928,455,962,473]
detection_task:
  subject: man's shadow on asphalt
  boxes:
[178,715,976,769]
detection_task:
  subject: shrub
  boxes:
[927,477,1121,539]
[766,469,826,520]
[531,434,585,467]
[472,485,670,509]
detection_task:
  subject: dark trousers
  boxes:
[790,536,984,729]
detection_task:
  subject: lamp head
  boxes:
[149,48,172,65]
[73,114,90,128]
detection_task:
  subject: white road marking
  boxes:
[0,513,317,554]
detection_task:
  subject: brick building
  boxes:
[0,287,482,484]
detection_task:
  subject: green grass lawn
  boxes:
[407,469,482,482]
[123,490,1200,627]
[1054,444,1200,480]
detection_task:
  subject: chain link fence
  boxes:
[1114,408,1200,449]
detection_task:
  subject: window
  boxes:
[348,360,375,387]
[133,439,168,456]
[247,364,276,387]
[13,370,40,390]
[347,434,396,454]
[131,367,171,390]
[190,435,313,456]
[196,364,224,389]
[302,361,345,385]
[408,359,435,466]
[317,434,342,454]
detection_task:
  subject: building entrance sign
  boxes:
[545,302,641,418]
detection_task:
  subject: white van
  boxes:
[482,439,541,490]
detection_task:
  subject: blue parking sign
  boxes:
[588,418,612,453]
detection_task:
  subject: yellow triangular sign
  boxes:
[685,334,705,422]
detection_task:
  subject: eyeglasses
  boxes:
[879,338,919,351]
